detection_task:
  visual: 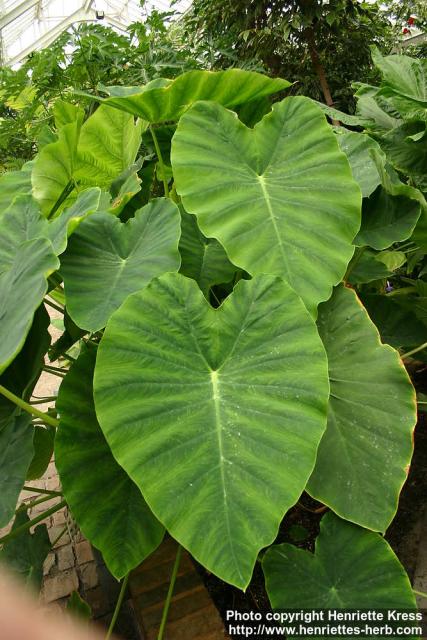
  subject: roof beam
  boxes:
[0,0,39,30]
[6,7,92,64]
[5,7,130,65]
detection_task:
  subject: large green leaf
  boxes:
[0,415,34,528]
[336,131,381,198]
[61,198,181,332]
[0,161,33,214]
[347,249,403,284]
[356,186,421,250]
[94,70,291,122]
[0,305,50,429]
[354,151,426,250]
[32,105,143,216]
[0,510,50,588]
[179,209,238,296]
[263,511,416,610]
[0,230,58,373]
[56,347,164,579]
[372,48,427,108]
[94,273,329,589]
[307,285,416,532]
[32,120,81,216]
[73,105,144,191]
[3,189,102,256]
[26,425,55,481]
[360,294,427,348]
[171,98,361,314]
[382,121,427,179]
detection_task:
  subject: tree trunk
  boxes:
[305,26,335,107]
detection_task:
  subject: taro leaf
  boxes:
[263,512,416,610]
[94,273,329,589]
[171,97,361,314]
[357,95,401,132]
[67,591,92,620]
[61,198,181,332]
[94,70,291,122]
[3,189,102,257]
[0,233,58,374]
[49,311,85,362]
[356,187,421,250]
[0,305,50,429]
[73,106,144,192]
[377,250,406,271]
[314,101,375,127]
[307,285,416,532]
[179,209,237,296]
[0,161,33,214]
[26,426,55,481]
[32,120,81,216]
[360,294,427,348]
[0,510,50,589]
[32,105,143,216]
[372,49,427,108]
[347,248,395,284]
[47,188,103,254]
[382,121,427,179]
[56,347,164,579]
[0,415,34,528]
[53,100,85,129]
[336,131,381,198]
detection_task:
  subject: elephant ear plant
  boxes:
[0,65,422,631]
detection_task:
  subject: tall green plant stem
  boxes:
[157,545,183,640]
[16,493,58,513]
[401,342,427,359]
[0,385,59,428]
[413,589,427,598]
[30,396,58,405]
[0,500,66,545]
[48,179,76,219]
[105,573,130,640]
[23,486,62,496]
[150,126,169,198]
[44,297,64,314]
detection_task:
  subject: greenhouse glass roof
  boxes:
[0,0,191,66]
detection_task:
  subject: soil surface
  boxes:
[194,364,427,639]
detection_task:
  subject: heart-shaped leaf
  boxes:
[0,510,50,588]
[356,187,421,250]
[74,105,144,192]
[94,273,329,589]
[172,97,361,314]
[56,346,164,579]
[94,69,291,122]
[347,248,396,284]
[3,189,102,257]
[307,285,416,532]
[0,161,33,214]
[336,131,381,198]
[372,48,427,108]
[0,415,34,528]
[179,209,238,296]
[32,105,143,215]
[360,293,427,348]
[61,198,181,332]
[263,511,416,609]
[32,119,81,216]
[0,235,58,374]
[0,305,50,430]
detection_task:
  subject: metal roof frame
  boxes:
[0,0,191,66]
